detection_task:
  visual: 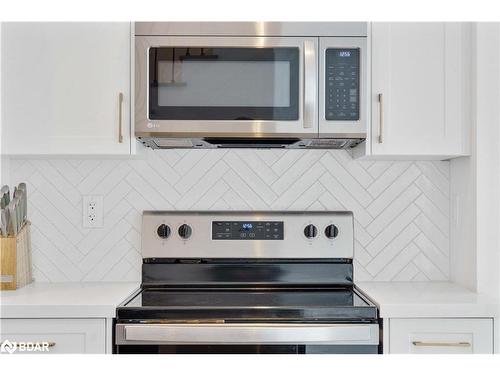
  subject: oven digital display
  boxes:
[212,221,284,240]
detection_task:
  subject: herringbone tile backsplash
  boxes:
[8,149,450,282]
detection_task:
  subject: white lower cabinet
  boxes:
[0,319,106,354]
[389,318,493,354]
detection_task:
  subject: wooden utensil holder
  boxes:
[0,222,33,290]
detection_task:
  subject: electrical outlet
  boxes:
[83,195,103,228]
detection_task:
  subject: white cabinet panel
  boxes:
[370,23,471,158]
[1,22,131,155]
[389,318,493,354]
[0,319,106,354]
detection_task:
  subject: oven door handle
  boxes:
[117,323,379,345]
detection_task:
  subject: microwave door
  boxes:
[135,36,318,138]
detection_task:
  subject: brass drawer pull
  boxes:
[412,341,471,348]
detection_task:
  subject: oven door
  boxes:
[135,36,318,138]
[115,323,379,354]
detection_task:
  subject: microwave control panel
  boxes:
[325,48,360,121]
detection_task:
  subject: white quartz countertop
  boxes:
[356,282,499,318]
[2,281,498,320]
[0,282,139,318]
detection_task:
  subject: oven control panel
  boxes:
[142,211,354,259]
[325,48,360,121]
[212,221,284,240]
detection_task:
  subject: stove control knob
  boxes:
[178,224,192,239]
[304,224,317,239]
[325,224,339,239]
[157,224,171,239]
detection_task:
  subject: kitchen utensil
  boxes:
[13,187,25,229]
[1,185,10,209]
[1,208,8,237]
[7,198,19,236]
[18,183,27,224]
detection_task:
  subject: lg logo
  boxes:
[1,339,51,354]
[146,122,159,129]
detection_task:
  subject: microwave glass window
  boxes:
[149,47,299,121]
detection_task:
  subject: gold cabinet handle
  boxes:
[378,93,384,143]
[412,341,471,348]
[118,92,124,143]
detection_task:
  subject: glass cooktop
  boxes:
[117,288,378,322]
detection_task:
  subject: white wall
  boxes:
[449,22,476,290]
[450,23,500,300]
[0,23,9,186]
[475,23,500,298]
[0,23,2,184]
[450,156,476,290]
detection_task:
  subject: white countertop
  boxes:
[2,281,498,320]
[0,282,139,318]
[356,282,499,318]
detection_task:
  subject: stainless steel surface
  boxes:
[138,137,364,150]
[378,93,384,143]
[135,22,368,37]
[412,341,472,348]
[118,92,124,143]
[318,37,368,138]
[116,323,379,346]
[135,36,319,138]
[135,23,369,149]
[141,211,354,259]
[303,40,316,129]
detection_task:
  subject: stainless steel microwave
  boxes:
[134,22,368,149]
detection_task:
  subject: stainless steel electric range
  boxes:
[115,211,380,354]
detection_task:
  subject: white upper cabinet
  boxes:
[1,22,132,155]
[368,23,471,159]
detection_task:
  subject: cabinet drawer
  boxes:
[389,318,493,354]
[0,319,106,354]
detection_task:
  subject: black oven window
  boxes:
[148,47,300,121]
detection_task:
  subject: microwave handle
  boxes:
[303,40,316,129]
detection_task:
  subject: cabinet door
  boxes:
[1,22,131,155]
[389,318,493,354]
[370,23,470,158]
[0,319,106,354]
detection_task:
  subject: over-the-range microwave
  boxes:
[135,22,368,149]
